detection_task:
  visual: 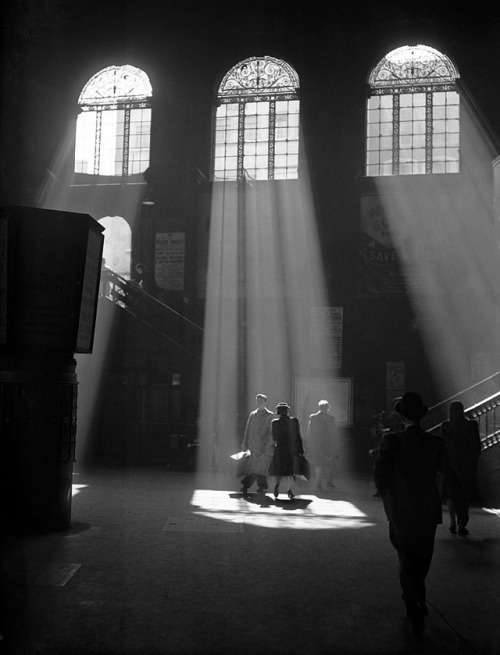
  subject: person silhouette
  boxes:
[374,392,468,634]
[440,400,481,534]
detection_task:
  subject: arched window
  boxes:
[98,216,132,278]
[213,56,300,181]
[366,45,460,176]
[75,65,152,178]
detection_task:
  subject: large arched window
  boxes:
[213,56,300,181]
[366,45,460,176]
[75,65,152,178]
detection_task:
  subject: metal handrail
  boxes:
[99,267,204,360]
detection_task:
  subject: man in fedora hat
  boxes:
[374,392,468,635]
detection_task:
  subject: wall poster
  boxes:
[155,232,185,291]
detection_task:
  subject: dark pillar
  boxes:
[0,206,103,532]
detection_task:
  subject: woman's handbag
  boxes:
[295,454,311,481]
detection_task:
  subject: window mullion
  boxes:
[123,108,130,178]
[237,101,245,180]
[94,110,102,175]
[425,91,433,174]
[392,94,400,176]
[268,100,276,180]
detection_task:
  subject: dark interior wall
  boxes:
[2,0,500,435]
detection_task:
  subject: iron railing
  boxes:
[99,267,204,361]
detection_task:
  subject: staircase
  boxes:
[423,373,500,506]
[99,267,204,361]
[423,371,500,452]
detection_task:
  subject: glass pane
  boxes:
[368,96,380,110]
[258,102,270,114]
[380,109,392,122]
[433,161,446,173]
[433,133,446,147]
[256,142,267,155]
[433,119,445,134]
[413,93,426,106]
[400,108,412,122]
[227,103,239,116]
[447,119,459,133]
[400,135,412,148]
[413,134,425,147]
[433,106,445,119]
[275,154,287,167]
[381,95,393,108]
[413,106,425,120]
[447,105,459,119]
[275,141,287,154]
[446,160,459,172]
[367,137,379,151]
[413,148,425,161]
[367,109,380,123]
[400,94,412,107]
[446,133,459,147]
[245,102,257,115]
[256,155,267,168]
[380,162,393,175]
[413,121,425,134]
[433,92,446,105]
[367,123,380,137]
[380,122,393,136]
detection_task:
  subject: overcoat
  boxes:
[374,424,467,526]
[269,415,304,477]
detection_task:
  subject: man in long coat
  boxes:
[374,392,468,635]
[306,400,338,490]
[240,394,274,494]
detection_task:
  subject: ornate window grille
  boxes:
[75,65,152,177]
[366,45,460,177]
[213,56,300,181]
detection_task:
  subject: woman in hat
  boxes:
[269,402,305,499]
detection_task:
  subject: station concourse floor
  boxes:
[2,466,499,655]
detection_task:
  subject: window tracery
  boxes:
[213,56,300,181]
[366,45,460,176]
[75,65,152,177]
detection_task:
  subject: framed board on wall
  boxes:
[294,378,353,427]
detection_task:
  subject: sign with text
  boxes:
[155,232,185,291]
[310,306,343,369]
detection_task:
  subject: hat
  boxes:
[395,392,428,421]
[276,402,290,415]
